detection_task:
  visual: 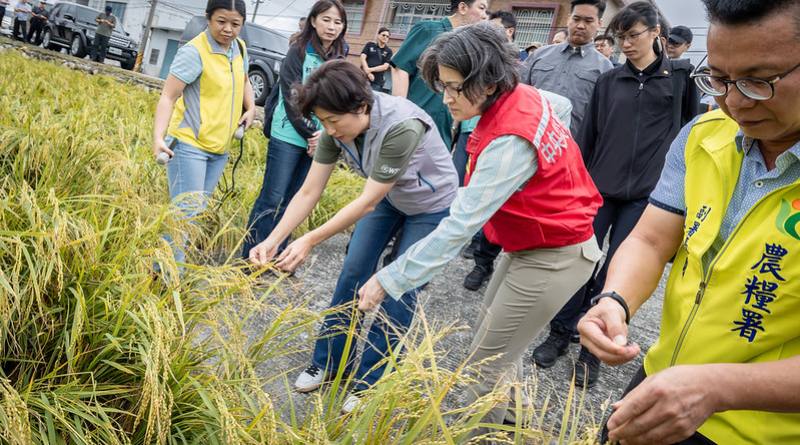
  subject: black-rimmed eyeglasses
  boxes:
[612,27,653,46]
[691,60,800,101]
[433,80,464,97]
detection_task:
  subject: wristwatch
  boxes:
[590,291,630,324]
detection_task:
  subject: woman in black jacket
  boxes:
[242,0,347,257]
[531,0,699,387]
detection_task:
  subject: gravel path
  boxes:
[251,232,670,439]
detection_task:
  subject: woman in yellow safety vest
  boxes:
[151,0,255,266]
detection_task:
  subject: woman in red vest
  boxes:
[357,22,603,433]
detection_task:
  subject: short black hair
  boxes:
[377,27,390,35]
[594,35,614,46]
[489,10,517,28]
[296,60,374,118]
[702,0,800,27]
[205,0,246,20]
[570,0,606,18]
[489,10,517,39]
[449,0,478,13]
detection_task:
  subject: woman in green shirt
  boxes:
[248,60,458,414]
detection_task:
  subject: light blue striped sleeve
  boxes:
[169,44,202,85]
[648,116,702,215]
[377,135,538,299]
[539,90,573,129]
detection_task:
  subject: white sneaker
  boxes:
[341,392,361,414]
[294,365,324,393]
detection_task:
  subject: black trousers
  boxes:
[472,230,502,270]
[600,367,716,444]
[13,18,27,41]
[26,19,45,44]
[92,34,110,62]
[550,197,648,334]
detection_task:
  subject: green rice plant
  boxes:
[0,48,600,444]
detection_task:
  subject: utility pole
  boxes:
[251,0,264,22]
[134,0,159,72]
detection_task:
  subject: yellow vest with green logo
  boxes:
[168,32,246,154]
[644,109,800,444]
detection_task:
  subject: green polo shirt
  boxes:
[391,17,454,148]
[314,119,425,183]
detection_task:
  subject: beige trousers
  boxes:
[464,236,602,440]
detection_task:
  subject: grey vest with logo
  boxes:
[335,93,457,215]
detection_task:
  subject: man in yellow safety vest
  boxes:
[577,0,800,444]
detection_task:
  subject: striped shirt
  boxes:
[650,118,800,266]
[377,134,538,299]
[376,91,573,299]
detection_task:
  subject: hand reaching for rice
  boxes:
[358,275,387,312]
[275,235,314,272]
[249,238,280,266]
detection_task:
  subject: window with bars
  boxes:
[343,0,365,35]
[387,0,450,36]
[149,48,160,65]
[512,7,555,50]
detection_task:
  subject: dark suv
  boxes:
[181,16,289,105]
[41,2,138,70]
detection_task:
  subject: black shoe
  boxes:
[531,329,571,368]
[463,265,492,291]
[461,239,479,259]
[573,347,600,388]
[570,333,581,343]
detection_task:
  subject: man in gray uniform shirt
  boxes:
[521,0,613,135]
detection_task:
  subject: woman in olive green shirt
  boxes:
[248,60,457,413]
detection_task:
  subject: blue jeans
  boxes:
[164,138,229,265]
[242,137,312,257]
[311,199,449,391]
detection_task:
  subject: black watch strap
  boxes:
[590,291,630,324]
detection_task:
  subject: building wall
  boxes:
[341,0,629,60]
[602,0,624,24]
[343,0,392,58]
[87,0,203,43]
[87,0,201,73]
[342,0,573,60]
[142,28,184,76]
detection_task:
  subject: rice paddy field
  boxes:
[0,48,603,444]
